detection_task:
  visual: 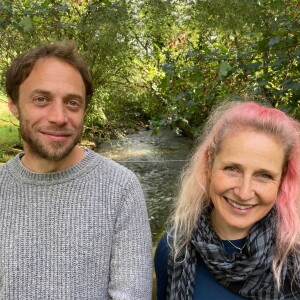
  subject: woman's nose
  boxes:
[233,177,254,201]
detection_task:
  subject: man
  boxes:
[0,41,152,299]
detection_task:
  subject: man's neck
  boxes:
[21,146,85,173]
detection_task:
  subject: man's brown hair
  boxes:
[5,40,93,108]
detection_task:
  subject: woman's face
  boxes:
[209,130,285,239]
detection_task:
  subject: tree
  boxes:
[0,0,299,141]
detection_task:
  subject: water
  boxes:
[98,128,193,244]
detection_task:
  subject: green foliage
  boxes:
[0,99,21,163]
[0,0,299,142]
[148,0,300,136]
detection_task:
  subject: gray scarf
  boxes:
[167,209,299,299]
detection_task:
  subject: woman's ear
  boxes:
[8,99,19,119]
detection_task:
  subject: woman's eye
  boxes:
[258,173,272,180]
[224,166,238,172]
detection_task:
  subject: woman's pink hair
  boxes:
[223,102,300,286]
[170,99,300,289]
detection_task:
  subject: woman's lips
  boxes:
[224,196,256,210]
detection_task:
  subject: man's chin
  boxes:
[27,143,76,162]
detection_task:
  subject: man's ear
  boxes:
[8,99,19,119]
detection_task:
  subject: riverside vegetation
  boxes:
[0,99,20,164]
[0,0,299,149]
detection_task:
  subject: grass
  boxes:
[0,99,21,164]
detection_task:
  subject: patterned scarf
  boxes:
[167,209,300,299]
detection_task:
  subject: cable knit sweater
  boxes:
[0,148,152,300]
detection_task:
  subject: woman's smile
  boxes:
[224,196,257,210]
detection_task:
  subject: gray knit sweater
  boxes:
[0,149,152,299]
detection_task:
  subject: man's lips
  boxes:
[41,131,72,142]
[43,131,70,136]
[224,196,257,210]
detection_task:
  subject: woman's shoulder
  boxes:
[155,232,171,264]
[154,232,171,300]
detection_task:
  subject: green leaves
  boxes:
[19,17,33,32]
[0,0,300,140]
[218,61,232,78]
[268,36,281,47]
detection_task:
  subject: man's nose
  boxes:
[47,102,68,125]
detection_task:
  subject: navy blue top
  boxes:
[154,233,248,299]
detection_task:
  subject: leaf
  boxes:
[186,51,197,57]
[186,99,196,107]
[285,81,300,92]
[268,36,281,47]
[218,61,231,78]
[19,17,33,32]
[57,5,69,12]
[158,119,168,126]
[103,0,113,5]
[174,92,185,102]
[162,63,175,74]
[247,61,261,71]
[32,16,43,24]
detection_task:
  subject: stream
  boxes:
[98,128,193,245]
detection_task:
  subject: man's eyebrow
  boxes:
[29,89,52,97]
[65,93,84,101]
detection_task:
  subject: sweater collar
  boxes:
[6,148,99,185]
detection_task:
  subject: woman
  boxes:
[155,100,300,299]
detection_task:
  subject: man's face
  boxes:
[9,57,86,162]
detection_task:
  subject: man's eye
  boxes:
[35,96,47,103]
[67,100,80,107]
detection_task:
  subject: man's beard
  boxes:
[19,117,83,161]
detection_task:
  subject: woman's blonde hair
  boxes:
[168,98,300,289]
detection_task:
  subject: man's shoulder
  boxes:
[0,157,16,180]
[0,157,14,173]
[87,149,137,179]
[0,163,4,175]
[85,150,142,196]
